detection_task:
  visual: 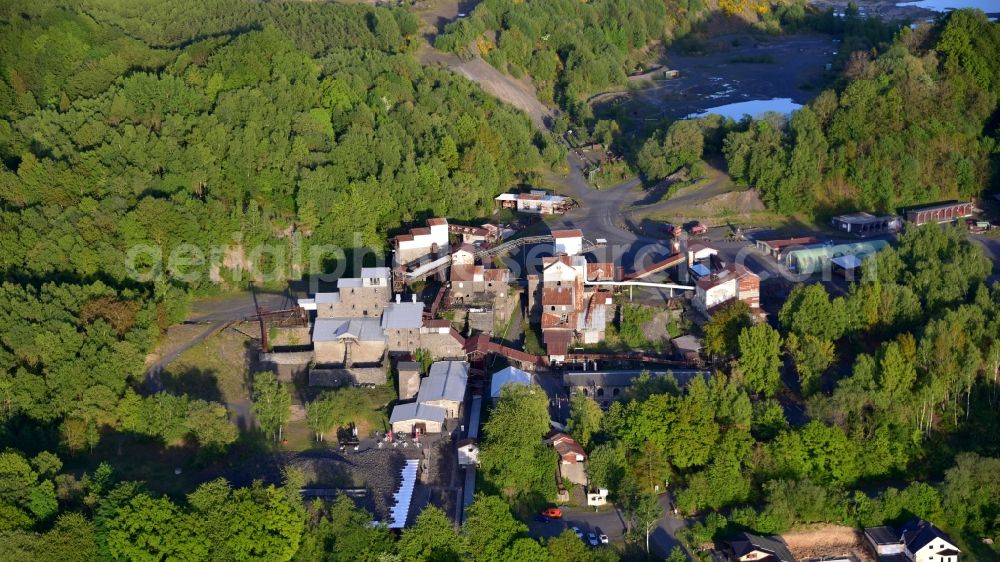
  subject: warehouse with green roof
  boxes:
[784,240,889,275]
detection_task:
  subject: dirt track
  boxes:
[411,0,555,130]
[418,48,554,130]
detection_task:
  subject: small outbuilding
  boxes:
[397,360,422,401]
[457,438,479,466]
[389,402,448,434]
[552,229,584,256]
[755,236,819,260]
[545,432,587,486]
[831,212,902,236]
[687,241,719,265]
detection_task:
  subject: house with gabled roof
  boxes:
[864,520,960,562]
[726,532,797,562]
[312,317,386,365]
[393,217,450,267]
[545,432,587,485]
[693,263,759,313]
[390,402,447,434]
[489,366,532,399]
[416,361,469,418]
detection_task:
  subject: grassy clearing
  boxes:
[146,323,208,365]
[161,325,254,405]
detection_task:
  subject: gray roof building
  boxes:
[313,317,386,342]
[381,302,425,329]
[337,278,363,289]
[417,361,469,404]
[360,267,391,280]
[490,366,532,398]
[314,292,342,304]
[389,402,447,425]
[397,360,421,373]
[865,526,901,546]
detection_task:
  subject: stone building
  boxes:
[528,254,616,361]
[390,402,447,434]
[416,361,469,418]
[418,320,467,359]
[450,264,485,299]
[381,298,425,353]
[312,317,386,365]
[298,267,391,318]
[397,360,422,401]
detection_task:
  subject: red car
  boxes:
[541,507,563,519]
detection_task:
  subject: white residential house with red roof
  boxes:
[545,432,588,485]
[693,263,760,314]
[393,217,450,266]
[552,229,583,256]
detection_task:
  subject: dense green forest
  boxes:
[0,0,559,283]
[0,2,565,558]
[434,0,710,122]
[2,0,1000,560]
[0,0,558,453]
[1,454,626,562]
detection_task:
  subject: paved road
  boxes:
[547,155,680,279]
[627,164,734,218]
[651,492,690,559]
[186,289,294,323]
[972,233,1000,285]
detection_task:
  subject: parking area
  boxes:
[527,505,627,545]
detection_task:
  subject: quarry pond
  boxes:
[592,33,835,131]
[686,98,803,120]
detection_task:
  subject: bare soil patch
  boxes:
[783,525,876,562]
[690,188,766,215]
